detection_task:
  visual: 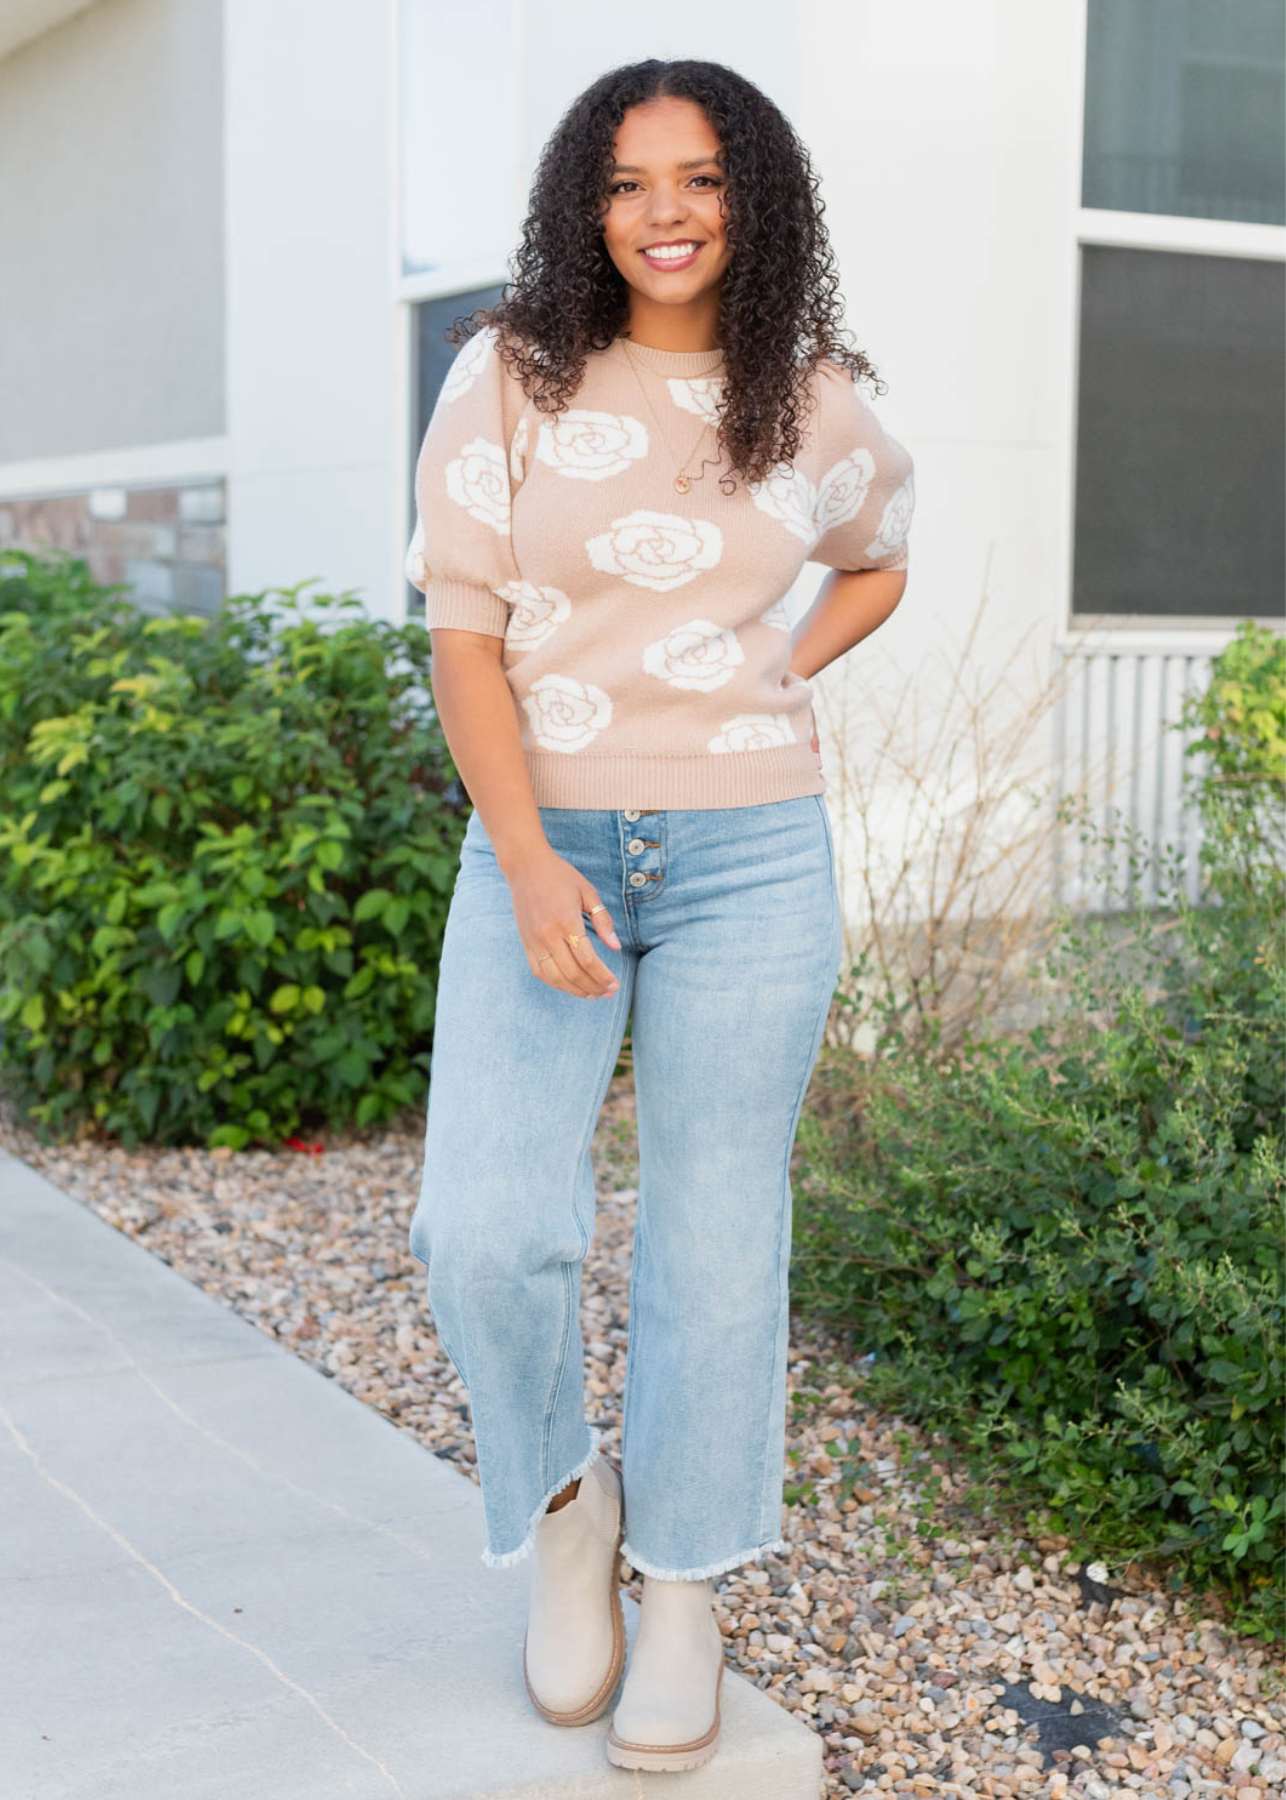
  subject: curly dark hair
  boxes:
[447,58,885,488]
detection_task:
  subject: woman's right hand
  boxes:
[503,845,622,998]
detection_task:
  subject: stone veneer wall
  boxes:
[0,480,227,616]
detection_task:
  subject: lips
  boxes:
[640,241,704,271]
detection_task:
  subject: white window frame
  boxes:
[1056,0,1286,655]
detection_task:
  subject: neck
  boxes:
[622,289,721,354]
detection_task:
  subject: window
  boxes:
[1083,0,1284,225]
[1073,0,1286,624]
[1072,245,1284,619]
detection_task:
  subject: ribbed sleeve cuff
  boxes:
[424,577,509,638]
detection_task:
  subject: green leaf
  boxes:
[140,964,182,1009]
[245,909,276,948]
[156,902,186,942]
[353,888,391,922]
[207,1124,251,1151]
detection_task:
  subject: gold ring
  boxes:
[566,932,581,948]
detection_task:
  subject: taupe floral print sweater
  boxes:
[405,331,915,809]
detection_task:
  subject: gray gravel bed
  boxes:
[3,1076,1280,1799]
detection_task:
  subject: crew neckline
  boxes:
[613,336,725,378]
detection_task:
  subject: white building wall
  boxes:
[0,0,224,461]
[221,0,403,605]
[798,0,1084,662]
[794,0,1089,917]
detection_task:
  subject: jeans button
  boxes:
[623,809,642,821]
[627,837,646,854]
[628,871,648,888]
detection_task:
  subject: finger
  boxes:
[529,947,561,987]
[565,924,620,996]
[536,930,600,998]
[580,890,621,950]
[530,948,590,998]
[556,921,618,997]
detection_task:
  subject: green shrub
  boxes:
[792,622,1286,1639]
[0,548,467,1149]
[1179,616,1286,911]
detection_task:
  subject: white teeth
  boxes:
[643,243,699,261]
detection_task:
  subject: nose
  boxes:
[645,184,688,228]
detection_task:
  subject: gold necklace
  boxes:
[618,338,721,495]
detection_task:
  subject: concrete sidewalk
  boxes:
[0,1144,823,1800]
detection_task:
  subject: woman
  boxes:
[405,56,915,1774]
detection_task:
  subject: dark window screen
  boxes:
[1072,244,1285,621]
[406,285,504,616]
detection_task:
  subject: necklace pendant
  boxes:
[674,474,690,494]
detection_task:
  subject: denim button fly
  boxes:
[628,871,648,887]
[622,809,642,821]
[627,837,646,854]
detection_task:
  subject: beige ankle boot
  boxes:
[522,1454,626,1725]
[605,1574,725,1771]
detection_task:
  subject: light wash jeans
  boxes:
[407,796,843,1580]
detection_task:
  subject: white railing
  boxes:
[1051,640,1217,912]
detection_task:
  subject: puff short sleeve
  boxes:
[806,362,916,574]
[404,327,529,637]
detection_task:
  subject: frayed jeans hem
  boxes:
[478,1426,604,1568]
[619,1535,790,1582]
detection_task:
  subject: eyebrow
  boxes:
[610,157,723,173]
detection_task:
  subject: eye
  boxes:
[607,175,724,195]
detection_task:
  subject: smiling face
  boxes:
[599,95,732,345]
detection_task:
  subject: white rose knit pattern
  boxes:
[405,331,915,809]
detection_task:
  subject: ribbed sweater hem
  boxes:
[523,743,827,810]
